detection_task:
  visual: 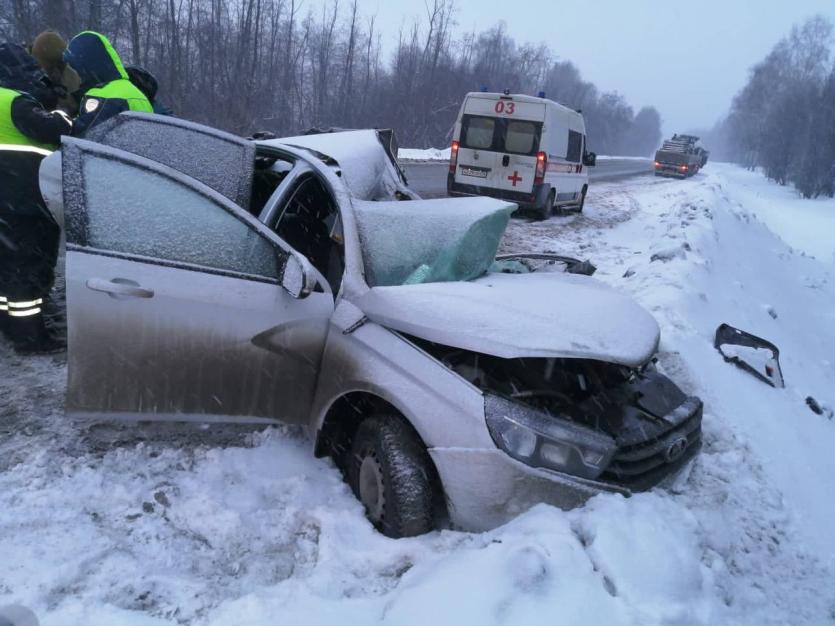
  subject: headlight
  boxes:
[485,394,616,480]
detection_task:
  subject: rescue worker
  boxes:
[30,30,81,115]
[0,43,71,353]
[63,31,152,135]
[125,65,173,116]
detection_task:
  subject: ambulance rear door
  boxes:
[490,98,545,196]
[454,95,501,189]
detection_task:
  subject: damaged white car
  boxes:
[40,113,702,537]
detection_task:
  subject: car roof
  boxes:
[259,130,413,202]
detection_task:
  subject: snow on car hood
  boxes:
[358,271,661,366]
[263,130,409,201]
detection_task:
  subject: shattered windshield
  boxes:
[353,198,515,286]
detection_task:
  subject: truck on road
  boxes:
[654,134,708,178]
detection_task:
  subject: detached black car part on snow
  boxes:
[714,323,784,388]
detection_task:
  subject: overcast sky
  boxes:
[310,0,835,136]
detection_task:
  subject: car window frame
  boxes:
[256,143,355,295]
[269,169,345,293]
[262,162,339,233]
[83,111,257,209]
[274,173,315,225]
[62,138,291,287]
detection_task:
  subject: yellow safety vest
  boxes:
[0,87,55,152]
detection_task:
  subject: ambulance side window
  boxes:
[567,130,583,162]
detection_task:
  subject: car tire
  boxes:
[577,185,588,213]
[348,415,438,538]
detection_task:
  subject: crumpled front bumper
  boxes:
[428,447,631,532]
[430,409,701,533]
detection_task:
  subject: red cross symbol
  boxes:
[507,171,523,186]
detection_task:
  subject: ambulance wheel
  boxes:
[536,191,555,220]
[577,185,588,213]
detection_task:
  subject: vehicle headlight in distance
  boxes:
[485,394,617,480]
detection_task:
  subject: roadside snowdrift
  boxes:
[398,147,451,161]
[718,165,835,263]
[1,164,833,625]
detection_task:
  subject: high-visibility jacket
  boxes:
[65,31,153,135]
[0,87,55,151]
[0,85,67,218]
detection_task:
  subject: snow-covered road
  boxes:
[1,165,834,625]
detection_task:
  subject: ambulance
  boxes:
[447,91,596,219]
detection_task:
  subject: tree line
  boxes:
[707,15,835,199]
[0,0,662,155]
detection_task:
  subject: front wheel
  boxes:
[348,415,440,538]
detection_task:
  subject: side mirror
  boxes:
[281,253,317,299]
[714,323,784,388]
[583,151,597,167]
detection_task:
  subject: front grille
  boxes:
[600,400,703,492]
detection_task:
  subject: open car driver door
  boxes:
[61,138,334,425]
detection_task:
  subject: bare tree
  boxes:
[724,15,835,197]
[0,0,663,154]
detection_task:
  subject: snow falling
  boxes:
[2,164,834,625]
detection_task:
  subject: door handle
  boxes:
[502,155,510,167]
[86,278,155,299]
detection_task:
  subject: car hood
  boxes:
[357,271,660,367]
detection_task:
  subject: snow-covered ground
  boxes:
[398,146,452,161]
[1,163,834,625]
[718,166,835,263]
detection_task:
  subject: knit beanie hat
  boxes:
[31,31,67,73]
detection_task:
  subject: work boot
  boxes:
[7,309,66,355]
[14,332,65,355]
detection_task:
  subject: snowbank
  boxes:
[398,147,451,161]
[1,163,834,625]
[717,164,835,263]
[582,165,835,569]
